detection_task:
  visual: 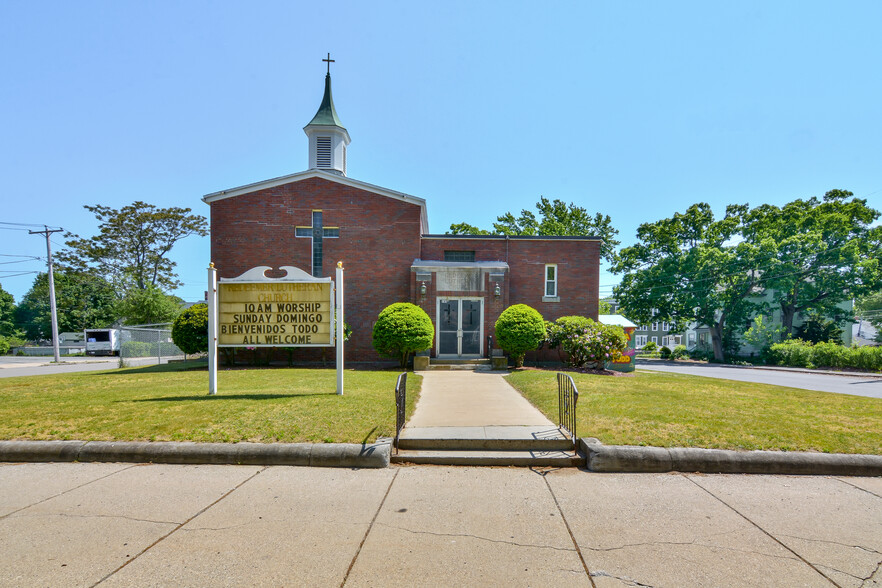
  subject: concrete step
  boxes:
[428,359,492,371]
[391,449,585,467]
[398,426,574,451]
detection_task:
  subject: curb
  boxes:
[0,439,391,469]
[581,439,882,476]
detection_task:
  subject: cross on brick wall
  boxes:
[295,210,339,277]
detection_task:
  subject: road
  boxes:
[1,462,880,587]
[638,360,882,399]
[0,356,181,378]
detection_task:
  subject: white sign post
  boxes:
[207,264,343,395]
[208,263,218,395]
[336,262,344,395]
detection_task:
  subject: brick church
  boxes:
[203,67,601,362]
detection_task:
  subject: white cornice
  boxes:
[202,169,430,234]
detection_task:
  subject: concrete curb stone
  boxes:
[581,438,882,476]
[0,439,391,469]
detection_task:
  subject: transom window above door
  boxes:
[444,250,476,262]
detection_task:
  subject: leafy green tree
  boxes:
[612,203,762,362]
[372,303,434,368]
[0,283,17,337]
[171,303,209,355]
[14,272,118,340]
[742,189,882,337]
[743,315,786,358]
[447,197,620,263]
[57,201,208,295]
[117,284,183,325]
[795,313,844,344]
[448,222,490,235]
[495,304,546,368]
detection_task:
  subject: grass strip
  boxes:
[506,369,882,454]
[0,362,419,444]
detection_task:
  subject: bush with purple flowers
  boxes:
[546,315,628,369]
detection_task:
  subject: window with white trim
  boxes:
[544,264,557,297]
[651,321,659,331]
[662,321,670,331]
[635,334,647,348]
[688,332,696,346]
[651,336,658,345]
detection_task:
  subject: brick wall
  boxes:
[210,176,423,361]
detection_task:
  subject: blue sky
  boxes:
[1,1,880,304]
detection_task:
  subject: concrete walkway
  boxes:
[406,370,553,428]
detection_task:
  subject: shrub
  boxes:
[643,340,658,352]
[545,316,592,363]
[121,341,152,357]
[767,339,813,368]
[561,320,628,368]
[659,345,672,359]
[0,336,10,356]
[495,304,546,368]
[172,303,209,355]
[372,303,434,368]
[671,344,688,359]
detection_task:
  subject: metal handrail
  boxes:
[394,372,407,453]
[557,373,579,449]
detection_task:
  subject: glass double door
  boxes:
[438,299,482,357]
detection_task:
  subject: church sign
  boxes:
[217,280,334,347]
[207,263,345,396]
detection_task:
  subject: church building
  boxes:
[203,65,601,362]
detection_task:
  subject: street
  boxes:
[638,360,882,399]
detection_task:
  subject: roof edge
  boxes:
[421,234,602,241]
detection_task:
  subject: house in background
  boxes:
[603,299,682,349]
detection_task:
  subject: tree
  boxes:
[117,285,183,325]
[742,189,882,337]
[0,283,17,337]
[495,304,546,368]
[57,201,208,295]
[172,303,209,355]
[448,222,490,235]
[372,303,434,368]
[447,197,620,263]
[14,272,118,340]
[612,203,762,362]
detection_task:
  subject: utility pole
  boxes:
[29,226,64,363]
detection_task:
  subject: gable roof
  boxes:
[202,169,430,234]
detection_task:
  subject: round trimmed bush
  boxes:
[172,303,209,355]
[372,302,434,368]
[495,304,546,368]
[659,345,672,359]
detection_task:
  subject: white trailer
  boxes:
[84,328,120,356]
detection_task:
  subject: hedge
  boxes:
[768,339,882,372]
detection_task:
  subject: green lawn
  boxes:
[0,362,419,444]
[507,369,882,454]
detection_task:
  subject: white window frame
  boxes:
[543,264,559,301]
[651,321,659,331]
[635,334,647,348]
[662,321,670,331]
[651,336,658,345]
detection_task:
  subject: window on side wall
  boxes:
[543,264,559,302]
[635,334,647,348]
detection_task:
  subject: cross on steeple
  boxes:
[323,53,335,75]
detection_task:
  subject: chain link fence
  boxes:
[119,324,185,367]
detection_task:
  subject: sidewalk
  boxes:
[2,462,879,587]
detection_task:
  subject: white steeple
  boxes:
[303,54,350,176]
